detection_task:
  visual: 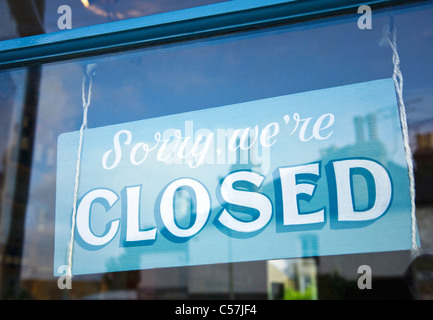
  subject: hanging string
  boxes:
[66,63,97,279]
[381,18,419,257]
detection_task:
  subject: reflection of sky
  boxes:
[79,5,433,141]
[19,3,433,280]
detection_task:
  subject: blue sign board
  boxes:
[55,78,416,275]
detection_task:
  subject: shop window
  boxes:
[0,0,432,300]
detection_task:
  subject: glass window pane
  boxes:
[0,0,229,41]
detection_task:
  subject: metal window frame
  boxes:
[0,0,412,69]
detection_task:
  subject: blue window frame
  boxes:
[0,0,409,68]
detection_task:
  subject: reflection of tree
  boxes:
[82,0,226,22]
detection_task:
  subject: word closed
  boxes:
[76,159,391,247]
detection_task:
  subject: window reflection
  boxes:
[0,1,432,299]
[1,0,229,41]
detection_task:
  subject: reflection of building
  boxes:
[316,113,414,298]
[321,114,387,164]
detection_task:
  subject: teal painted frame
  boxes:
[0,0,413,69]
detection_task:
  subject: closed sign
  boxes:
[54,79,416,275]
